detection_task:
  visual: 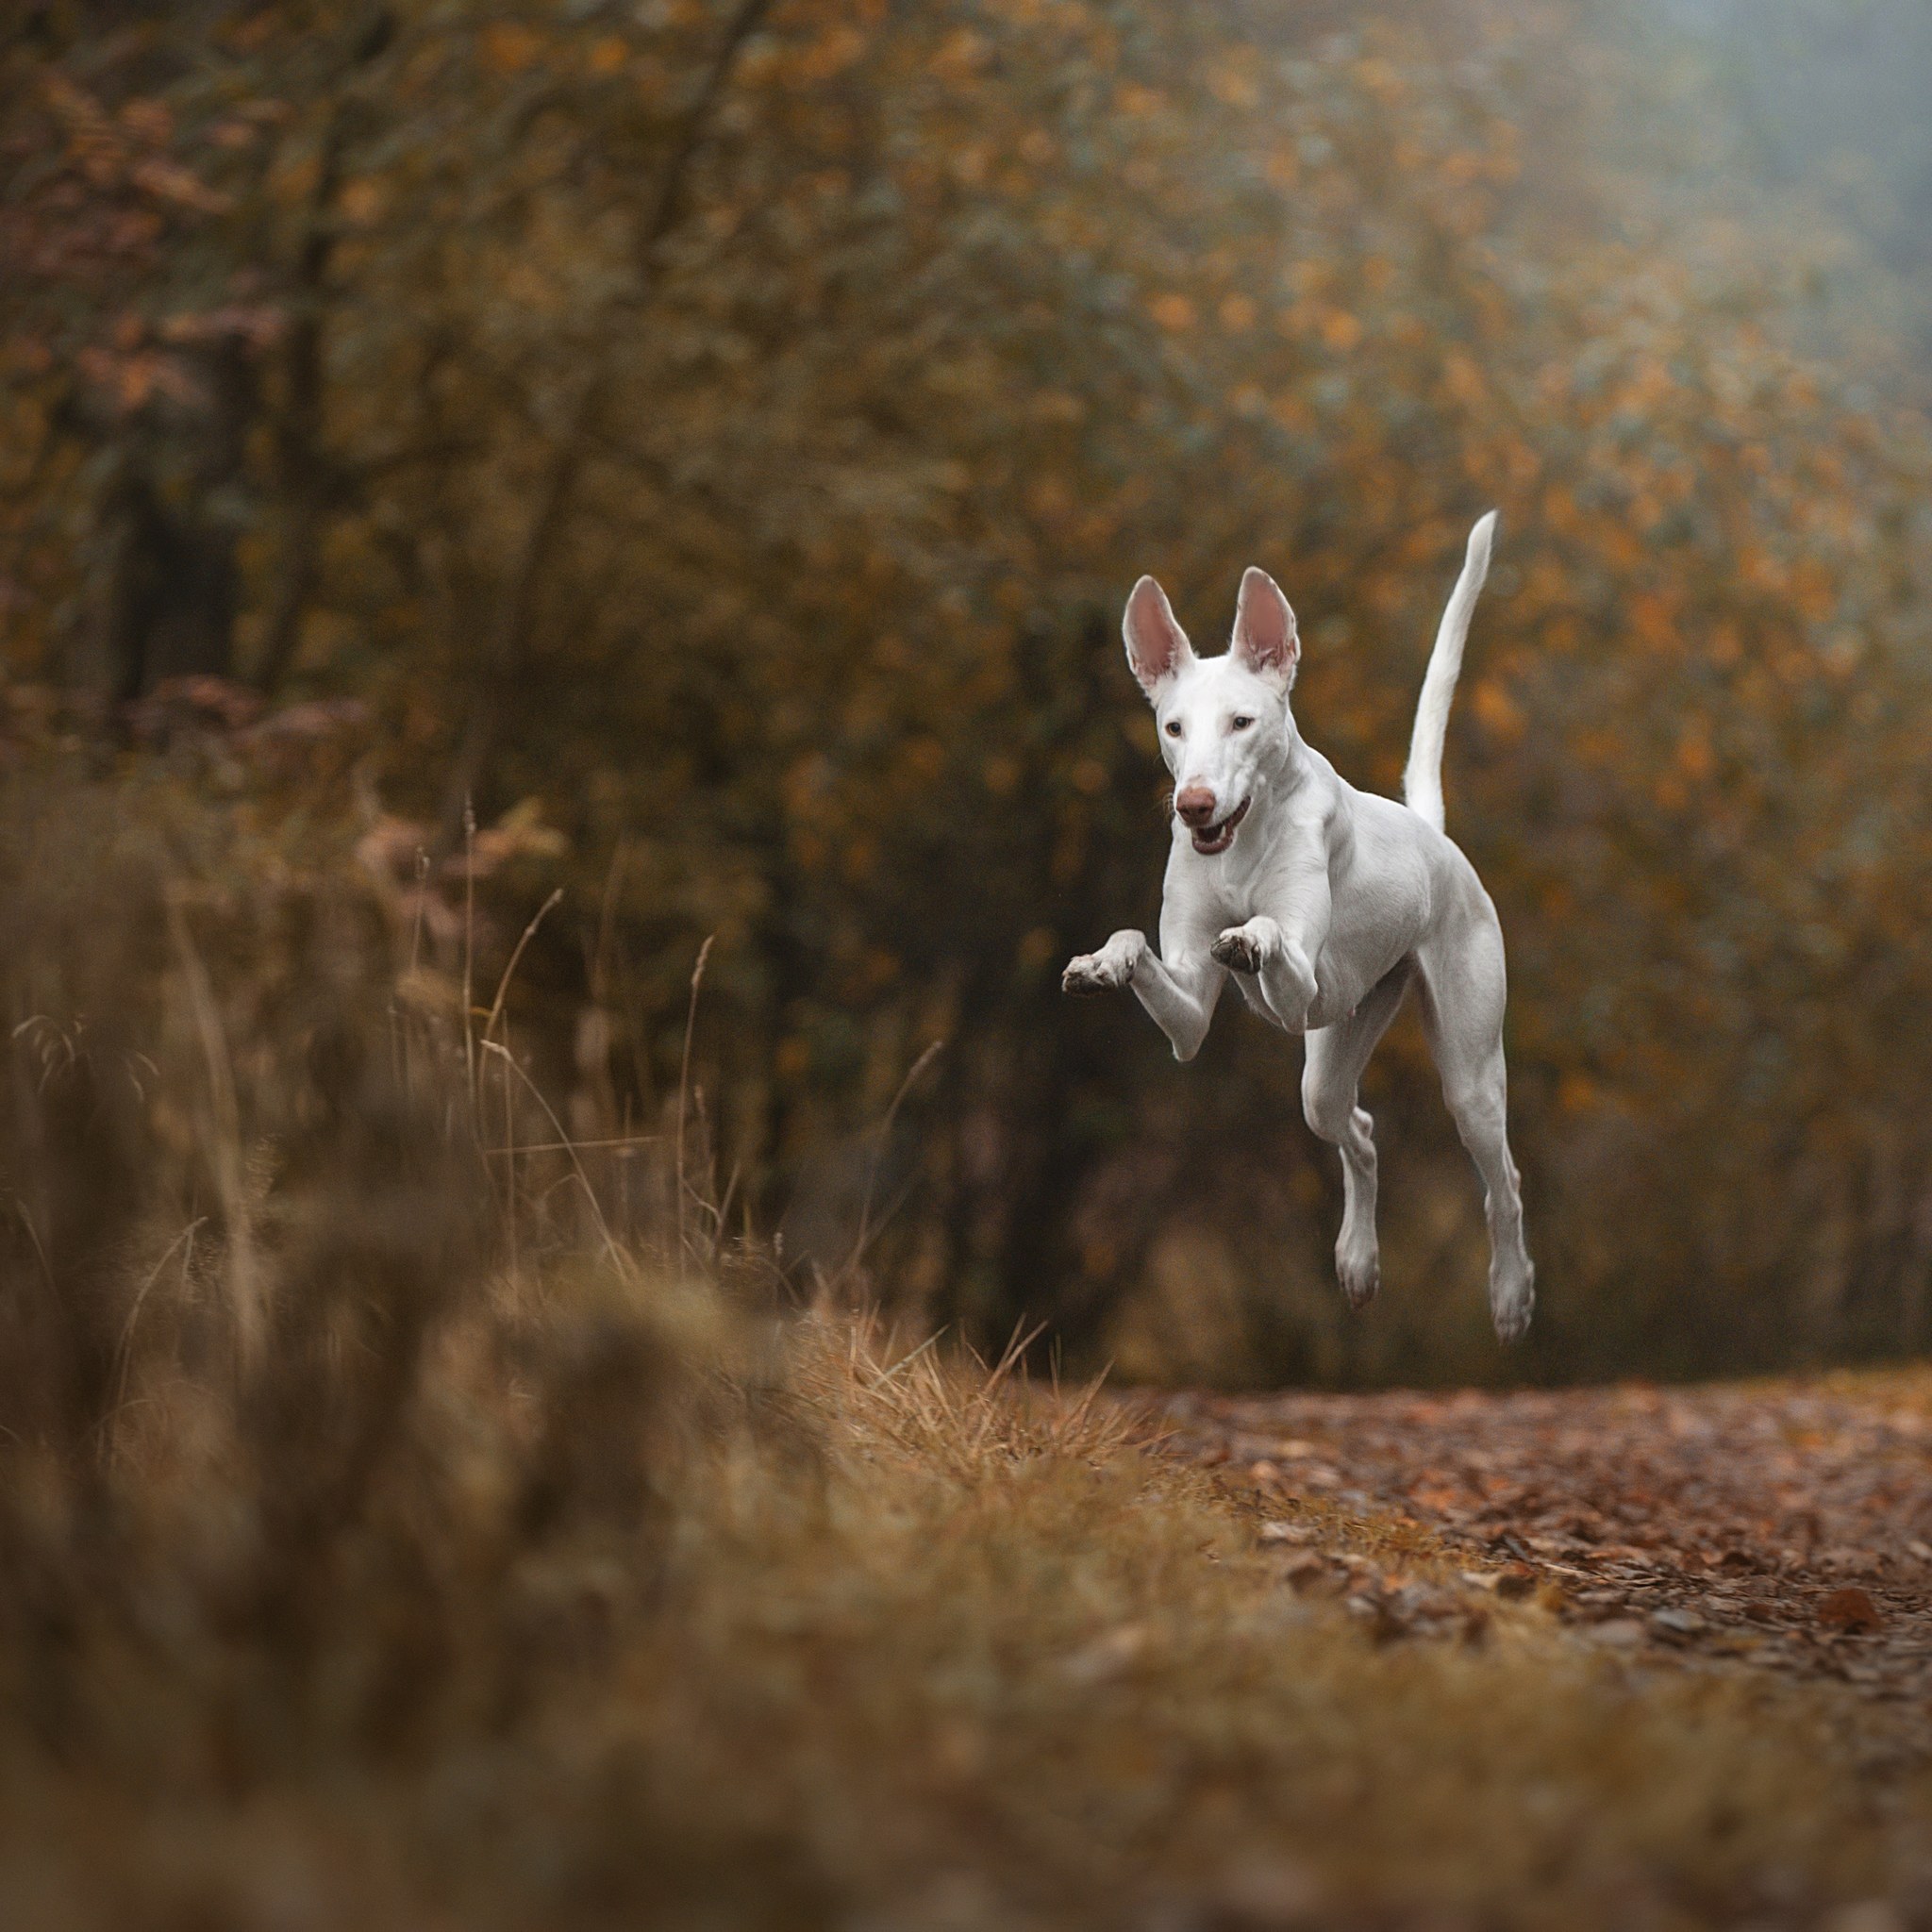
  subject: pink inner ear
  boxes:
[1124,577,1191,691]
[1233,568,1297,675]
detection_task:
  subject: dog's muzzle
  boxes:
[1191,798,1249,856]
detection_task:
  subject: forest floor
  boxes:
[10,1297,1932,1930]
[1150,1370,1932,1704]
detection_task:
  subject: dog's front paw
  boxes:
[1063,952,1126,996]
[1210,924,1271,975]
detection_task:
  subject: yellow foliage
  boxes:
[479,22,542,75]
[1319,308,1362,353]
[1148,291,1196,331]
[1471,678,1525,743]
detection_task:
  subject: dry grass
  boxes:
[2,762,1930,1931]
[6,1277,1932,1931]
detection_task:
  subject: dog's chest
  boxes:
[1194,848,1280,928]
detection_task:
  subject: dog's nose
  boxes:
[1175,786,1218,828]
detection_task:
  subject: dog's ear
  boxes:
[1230,567,1299,686]
[1123,576,1194,697]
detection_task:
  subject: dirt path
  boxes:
[1155,1373,1932,1700]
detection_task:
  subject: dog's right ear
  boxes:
[1123,575,1194,698]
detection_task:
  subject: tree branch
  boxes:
[254,8,394,694]
[435,0,775,846]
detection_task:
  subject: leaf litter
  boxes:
[1152,1369,1932,1697]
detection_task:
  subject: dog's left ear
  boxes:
[1231,567,1299,687]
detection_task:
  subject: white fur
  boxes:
[1064,513,1534,1341]
[1404,514,1493,834]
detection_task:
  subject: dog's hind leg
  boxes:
[1301,961,1411,1310]
[1415,907,1535,1341]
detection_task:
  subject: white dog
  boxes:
[1063,514,1534,1341]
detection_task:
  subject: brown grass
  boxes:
[2,760,1929,1931]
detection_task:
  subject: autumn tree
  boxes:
[5,0,1931,1382]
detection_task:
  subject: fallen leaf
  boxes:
[1494,1561,1538,1600]
[1815,1587,1883,1635]
[1257,1520,1316,1546]
[1282,1557,1341,1597]
[1651,1607,1706,1637]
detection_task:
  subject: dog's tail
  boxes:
[1403,510,1497,834]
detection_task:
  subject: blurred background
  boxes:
[7,0,1932,1390]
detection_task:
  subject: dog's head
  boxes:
[1123,567,1298,857]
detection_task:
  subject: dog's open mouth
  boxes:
[1191,798,1250,856]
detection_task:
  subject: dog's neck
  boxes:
[1229,707,1315,814]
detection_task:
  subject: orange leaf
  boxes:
[1815,1587,1881,1634]
[481,24,542,75]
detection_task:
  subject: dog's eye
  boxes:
[1164,720,1183,738]
[1231,715,1255,730]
